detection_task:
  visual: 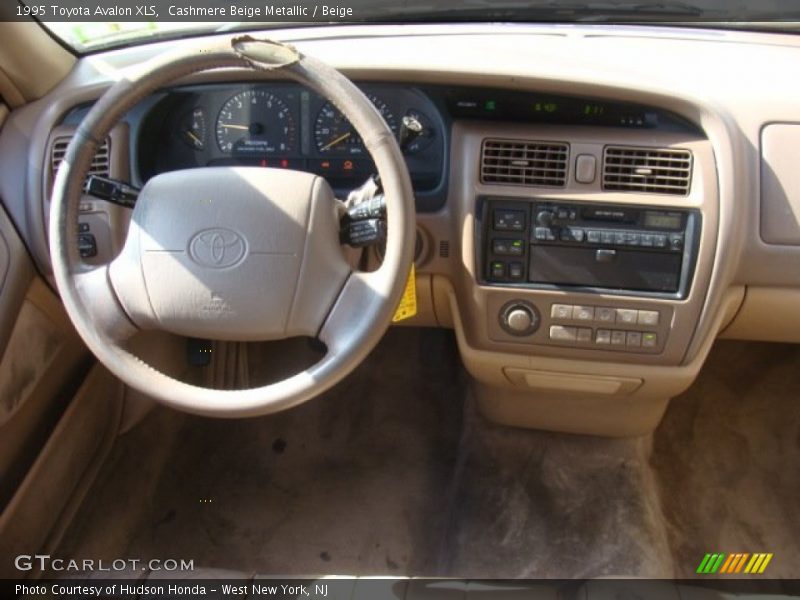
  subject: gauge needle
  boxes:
[185,130,203,146]
[320,132,351,151]
[220,124,250,130]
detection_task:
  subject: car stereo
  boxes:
[480,197,700,297]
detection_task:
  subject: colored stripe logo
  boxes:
[697,553,773,574]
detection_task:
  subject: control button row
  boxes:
[551,303,660,327]
[534,227,683,251]
[595,329,658,349]
[550,326,658,349]
[490,261,524,280]
[492,238,525,256]
[493,209,526,232]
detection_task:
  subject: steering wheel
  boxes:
[49,38,416,418]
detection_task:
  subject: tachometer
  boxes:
[314,95,397,155]
[216,90,296,155]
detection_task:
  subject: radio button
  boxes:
[561,227,585,242]
[586,230,602,244]
[556,207,570,220]
[653,234,668,248]
[614,231,627,245]
[640,233,654,247]
[595,307,616,323]
[637,310,660,326]
[576,327,593,343]
[611,331,626,346]
[616,308,639,324]
[626,331,643,347]
[494,210,525,231]
[624,232,641,246]
[595,329,612,345]
[551,304,574,320]
[572,305,595,321]
[601,231,615,244]
[550,325,577,342]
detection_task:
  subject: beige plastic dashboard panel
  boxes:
[440,275,745,436]
[760,123,800,245]
[447,121,719,367]
[720,286,800,343]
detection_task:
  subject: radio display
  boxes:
[644,212,683,230]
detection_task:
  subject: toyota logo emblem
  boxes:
[189,228,248,269]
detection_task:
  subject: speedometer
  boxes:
[314,95,397,155]
[216,90,296,156]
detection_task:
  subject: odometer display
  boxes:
[216,90,296,156]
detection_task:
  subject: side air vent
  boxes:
[603,146,692,195]
[50,136,110,182]
[481,139,569,187]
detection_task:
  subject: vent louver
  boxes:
[603,146,692,195]
[50,136,110,182]
[481,139,569,187]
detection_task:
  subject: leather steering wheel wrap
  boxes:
[49,38,416,417]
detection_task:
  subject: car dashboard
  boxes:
[2,23,800,435]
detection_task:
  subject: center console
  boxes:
[436,118,722,435]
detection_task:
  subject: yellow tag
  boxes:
[392,263,417,322]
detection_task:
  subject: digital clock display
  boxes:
[644,212,683,230]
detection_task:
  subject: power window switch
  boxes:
[551,304,573,320]
[550,325,577,342]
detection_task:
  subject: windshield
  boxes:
[34,0,800,53]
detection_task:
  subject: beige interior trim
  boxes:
[719,286,800,343]
[0,364,123,579]
[439,275,745,436]
[0,22,75,105]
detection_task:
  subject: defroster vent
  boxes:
[481,139,569,187]
[603,146,692,195]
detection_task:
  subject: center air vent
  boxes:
[603,146,692,195]
[50,136,110,183]
[481,139,569,187]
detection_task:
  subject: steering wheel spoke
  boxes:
[72,264,139,343]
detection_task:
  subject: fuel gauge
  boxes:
[179,107,206,151]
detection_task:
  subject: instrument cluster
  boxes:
[137,83,446,202]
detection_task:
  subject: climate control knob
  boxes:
[499,301,540,336]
